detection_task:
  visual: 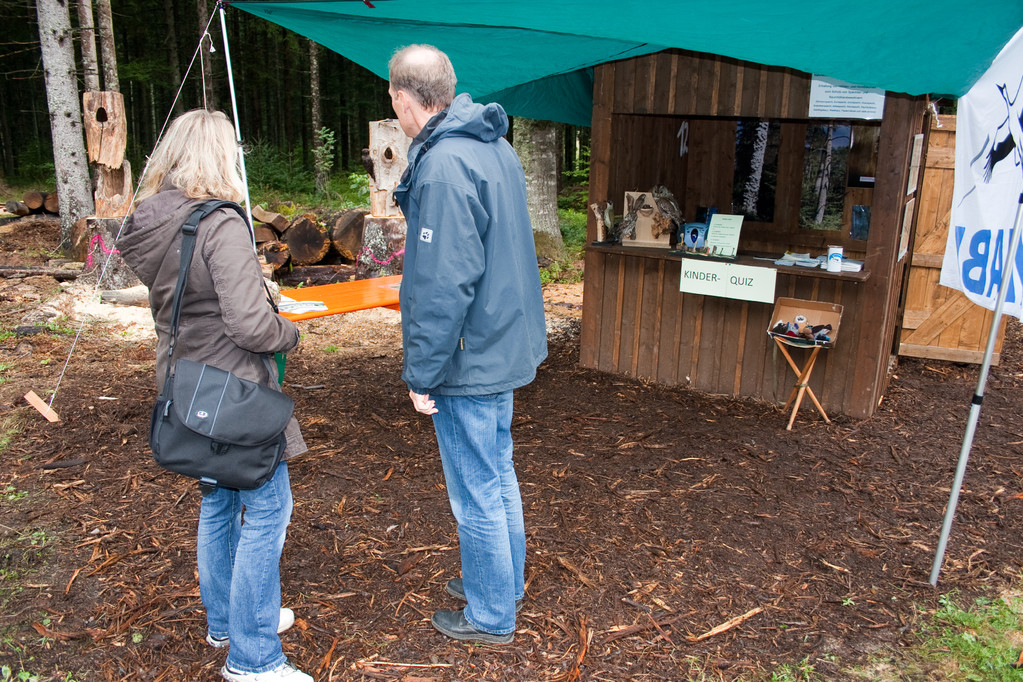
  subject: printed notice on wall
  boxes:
[808,75,886,119]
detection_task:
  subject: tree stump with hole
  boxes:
[368,120,411,218]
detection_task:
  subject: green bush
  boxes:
[558,208,588,258]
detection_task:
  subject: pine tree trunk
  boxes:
[512,117,563,261]
[310,40,328,194]
[94,0,118,91]
[75,0,101,91]
[196,0,217,110]
[163,0,184,116]
[37,0,95,249]
[741,120,770,215]
[813,125,834,225]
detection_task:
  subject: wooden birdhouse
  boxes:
[368,119,411,218]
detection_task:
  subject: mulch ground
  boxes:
[1,215,1023,681]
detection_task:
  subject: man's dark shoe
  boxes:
[430,609,513,644]
[445,578,523,613]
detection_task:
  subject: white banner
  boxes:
[940,26,1023,320]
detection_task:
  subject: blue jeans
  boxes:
[198,462,293,673]
[431,392,524,635]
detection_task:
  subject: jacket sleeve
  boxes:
[201,211,300,355]
[403,174,487,393]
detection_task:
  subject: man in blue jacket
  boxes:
[389,44,548,645]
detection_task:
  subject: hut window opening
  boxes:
[799,122,880,232]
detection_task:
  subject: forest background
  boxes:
[1,0,593,273]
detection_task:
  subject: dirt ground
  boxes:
[1,215,1023,681]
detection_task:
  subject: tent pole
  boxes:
[217,1,255,248]
[929,192,1023,586]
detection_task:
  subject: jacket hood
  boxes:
[413,93,508,155]
[115,190,198,287]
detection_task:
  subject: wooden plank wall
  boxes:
[583,250,870,415]
[898,115,1006,363]
[582,48,928,419]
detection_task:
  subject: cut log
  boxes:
[284,214,331,266]
[251,205,290,233]
[23,191,45,211]
[253,224,277,244]
[258,240,290,270]
[43,191,59,214]
[5,201,30,216]
[0,265,81,281]
[100,284,149,307]
[328,208,367,260]
[276,264,360,287]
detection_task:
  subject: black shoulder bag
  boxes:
[149,200,293,490]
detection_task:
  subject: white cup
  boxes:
[827,246,843,272]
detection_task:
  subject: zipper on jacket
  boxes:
[459,337,465,350]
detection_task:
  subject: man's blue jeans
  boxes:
[198,461,293,673]
[431,391,524,635]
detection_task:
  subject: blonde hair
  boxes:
[135,109,245,204]
[389,44,456,110]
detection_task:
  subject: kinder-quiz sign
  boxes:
[940,27,1023,320]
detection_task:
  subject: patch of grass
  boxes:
[0,415,23,456]
[324,344,339,353]
[1,486,26,503]
[920,591,1023,680]
[847,588,1023,681]
[769,657,818,681]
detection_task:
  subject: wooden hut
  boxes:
[581,49,929,419]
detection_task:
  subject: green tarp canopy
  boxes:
[233,1,1023,125]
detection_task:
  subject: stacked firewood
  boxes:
[252,205,372,286]
[5,191,60,217]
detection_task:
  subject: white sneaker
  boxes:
[220,661,312,682]
[205,608,296,648]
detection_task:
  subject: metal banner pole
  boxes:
[930,192,1023,586]
[217,1,255,248]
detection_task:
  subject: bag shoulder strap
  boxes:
[163,200,256,389]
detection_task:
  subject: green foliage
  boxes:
[324,344,339,353]
[1,666,39,682]
[769,657,818,681]
[246,141,313,198]
[561,144,590,185]
[558,208,588,258]
[313,127,336,197]
[247,137,369,211]
[6,141,55,188]
[920,591,1023,680]
[558,184,589,211]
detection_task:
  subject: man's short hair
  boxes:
[389,44,457,110]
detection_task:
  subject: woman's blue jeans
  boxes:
[198,461,293,673]
[431,391,524,635]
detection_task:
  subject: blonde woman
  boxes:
[117,109,311,682]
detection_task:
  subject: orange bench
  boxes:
[278,274,401,322]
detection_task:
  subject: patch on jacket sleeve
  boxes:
[419,228,433,243]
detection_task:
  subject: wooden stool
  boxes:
[773,337,829,429]
[768,297,844,430]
